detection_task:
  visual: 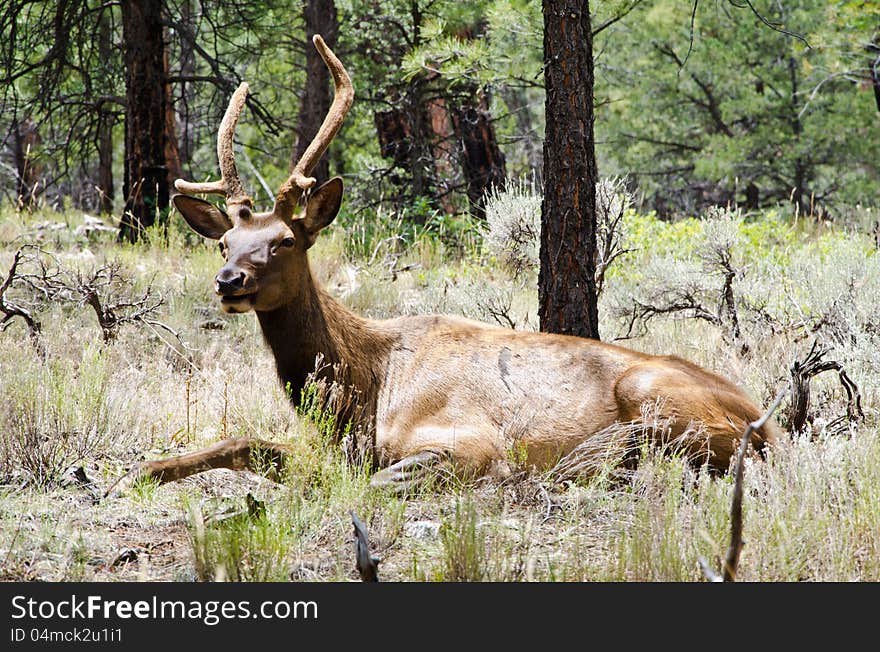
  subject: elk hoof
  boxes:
[370,450,451,494]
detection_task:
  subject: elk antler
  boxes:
[174,82,250,204]
[274,34,354,221]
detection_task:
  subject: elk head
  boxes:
[172,35,353,314]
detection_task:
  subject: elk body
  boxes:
[107,36,778,497]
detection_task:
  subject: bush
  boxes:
[483,178,542,278]
[483,177,635,283]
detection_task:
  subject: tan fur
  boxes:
[307,305,778,475]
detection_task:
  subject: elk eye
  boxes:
[271,237,295,255]
[218,241,226,256]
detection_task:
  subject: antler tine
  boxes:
[274,35,354,221]
[175,82,250,202]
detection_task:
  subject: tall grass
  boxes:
[0,343,131,485]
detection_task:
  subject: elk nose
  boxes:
[215,268,248,294]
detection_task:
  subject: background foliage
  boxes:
[2,0,875,221]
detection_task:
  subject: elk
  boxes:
[106,35,778,497]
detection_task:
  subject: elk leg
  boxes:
[369,449,453,494]
[104,437,293,499]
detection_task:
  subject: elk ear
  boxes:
[301,177,343,247]
[173,194,232,240]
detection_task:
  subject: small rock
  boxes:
[404,520,440,540]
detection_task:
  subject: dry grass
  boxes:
[1,198,878,582]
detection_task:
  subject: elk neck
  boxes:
[254,266,394,415]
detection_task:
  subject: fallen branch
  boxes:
[350,511,380,582]
[701,389,786,582]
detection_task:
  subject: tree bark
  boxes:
[426,95,457,213]
[96,11,114,214]
[451,86,506,219]
[291,0,338,186]
[163,34,182,184]
[539,0,600,339]
[118,0,174,242]
[501,86,543,184]
[177,0,197,171]
[13,117,41,209]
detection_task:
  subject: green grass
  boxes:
[1,197,879,581]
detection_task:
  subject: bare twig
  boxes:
[622,295,721,340]
[789,339,864,435]
[350,511,380,582]
[681,0,699,69]
[618,217,745,349]
[595,178,636,298]
[477,289,518,330]
[0,247,44,354]
[700,389,786,582]
[731,0,810,47]
[592,0,644,37]
[40,263,166,343]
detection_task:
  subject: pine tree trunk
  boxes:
[97,113,114,214]
[13,117,41,209]
[539,0,600,339]
[177,0,197,171]
[96,12,114,215]
[425,96,457,213]
[451,86,506,219]
[291,0,338,185]
[163,36,182,184]
[118,0,173,242]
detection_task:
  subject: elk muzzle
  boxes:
[215,266,256,312]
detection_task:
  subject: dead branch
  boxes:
[595,177,636,298]
[2,248,187,356]
[33,262,166,344]
[700,389,786,583]
[618,213,749,351]
[70,265,165,343]
[478,289,518,330]
[712,253,741,344]
[350,511,380,582]
[0,247,45,355]
[621,293,721,341]
[788,339,864,436]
